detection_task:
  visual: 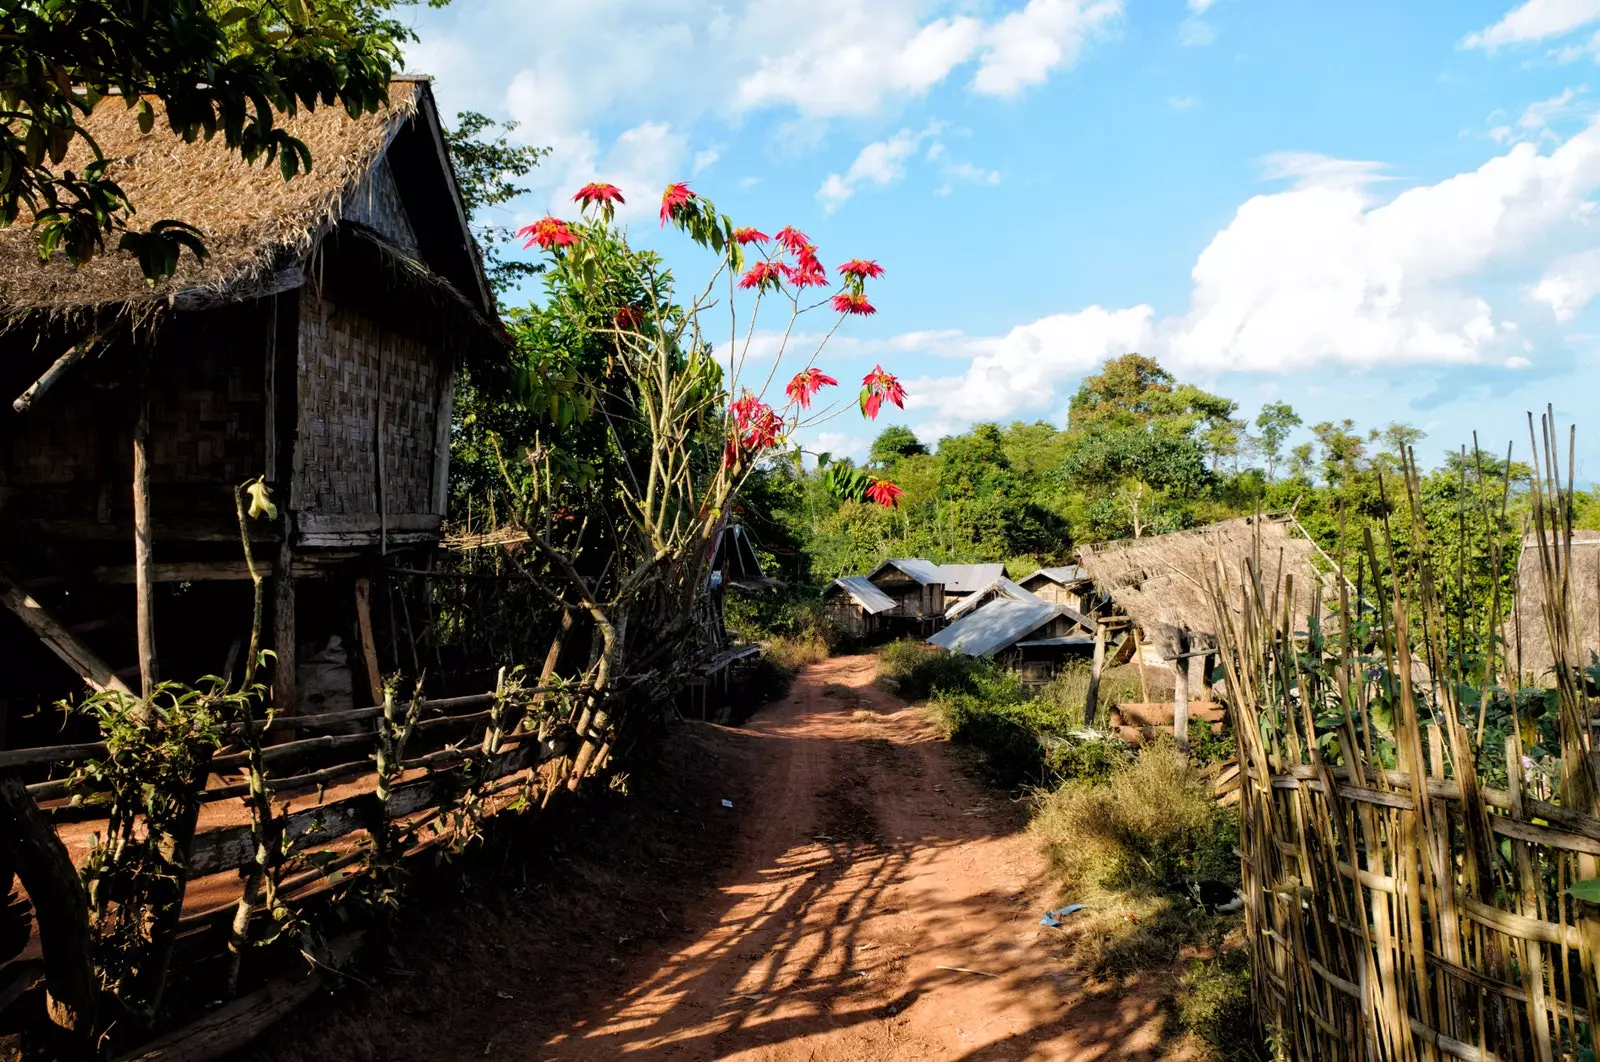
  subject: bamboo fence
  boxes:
[1210,417,1600,1062]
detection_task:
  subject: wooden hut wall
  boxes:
[344,157,422,257]
[292,287,444,519]
[870,570,942,617]
[2,301,273,534]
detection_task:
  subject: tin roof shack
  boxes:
[1076,515,1334,745]
[939,564,1005,606]
[864,558,947,637]
[928,597,1093,683]
[943,576,1039,621]
[1507,532,1600,686]
[0,77,504,735]
[1018,565,1097,612]
[823,576,897,640]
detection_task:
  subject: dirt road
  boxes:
[251,654,1181,1061]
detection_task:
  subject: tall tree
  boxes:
[1255,401,1302,481]
[2,0,422,278]
[868,424,927,467]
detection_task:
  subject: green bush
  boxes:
[875,640,982,701]
[1177,948,1262,1060]
[1030,738,1239,894]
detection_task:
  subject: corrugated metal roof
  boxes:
[944,577,1038,620]
[939,563,1006,593]
[927,598,1066,658]
[1016,636,1097,648]
[868,558,945,585]
[828,576,897,614]
[1021,565,1090,586]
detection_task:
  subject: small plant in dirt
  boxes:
[1175,948,1265,1061]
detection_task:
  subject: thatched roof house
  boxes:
[1076,515,1333,658]
[1508,532,1600,685]
[0,76,503,726]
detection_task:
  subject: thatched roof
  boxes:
[1508,532,1600,684]
[1076,516,1333,653]
[0,77,492,324]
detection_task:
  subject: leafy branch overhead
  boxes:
[1,0,427,279]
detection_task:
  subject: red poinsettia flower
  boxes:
[865,480,904,508]
[784,368,838,409]
[831,293,876,315]
[614,305,644,329]
[774,226,812,255]
[859,364,906,419]
[738,261,783,290]
[780,262,829,288]
[733,227,771,245]
[659,182,695,225]
[573,182,625,207]
[838,259,885,280]
[517,216,578,250]
[743,406,784,450]
[729,392,765,430]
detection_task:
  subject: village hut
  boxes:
[1075,514,1335,733]
[943,576,1038,621]
[1506,532,1600,685]
[822,576,897,639]
[1018,565,1097,611]
[0,76,504,740]
[938,563,1006,606]
[862,558,946,636]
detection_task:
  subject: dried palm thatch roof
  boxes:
[0,78,443,318]
[1508,532,1600,685]
[1077,515,1335,653]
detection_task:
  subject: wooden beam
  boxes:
[133,371,158,695]
[11,334,100,413]
[353,577,384,707]
[431,360,456,518]
[273,516,297,716]
[1173,632,1190,753]
[1085,622,1107,728]
[0,573,133,695]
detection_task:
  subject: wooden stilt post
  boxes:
[1085,622,1107,728]
[1173,631,1191,753]
[1132,627,1151,705]
[1189,649,1208,707]
[273,516,297,717]
[133,370,158,696]
[354,577,383,707]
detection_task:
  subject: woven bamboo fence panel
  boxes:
[1212,428,1600,1062]
[293,289,438,515]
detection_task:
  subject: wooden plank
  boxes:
[354,578,384,708]
[296,513,441,536]
[431,362,455,517]
[273,517,297,716]
[112,932,361,1062]
[0,572,133,695]
[1085,622,1107,728]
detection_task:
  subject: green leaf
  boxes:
[1569,878,1600,903]
[137,99,155,135]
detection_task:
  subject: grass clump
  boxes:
[875,639,982,701]
[1031,737,1238,894]
[1176,948,1261,1061]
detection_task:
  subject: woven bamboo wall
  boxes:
[292,288,440,516]
[5,304,266,494]
[343,157,421,257]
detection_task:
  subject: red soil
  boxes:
[246,654,1187,1061]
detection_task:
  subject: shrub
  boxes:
[1030,738,1239,895]
[1177,948,1262,1060]
[765,633,830,672]
[875,640,981,701]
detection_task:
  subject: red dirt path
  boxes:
[248,654,1185,1061]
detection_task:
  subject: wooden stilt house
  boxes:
[862,558,946,636]
[0,76,504,739]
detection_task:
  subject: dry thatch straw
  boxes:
[1509,531,1600,685]
[0,80,421,318]
[1077,515,1334,653]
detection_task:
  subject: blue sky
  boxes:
[405,0,1600,478]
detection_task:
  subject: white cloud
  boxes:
[906,119,1600,424]
[812,432,869,463]
[692,147,722,174]
[1465,0,1600,50]
[973,0,1122,97]
[1179,18,1216,47]
[935,160,1002,195]
[1188,0,1218,11]
[1168,95,1197,110]
[816,124,943,211]
[1490,87,1589,144]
